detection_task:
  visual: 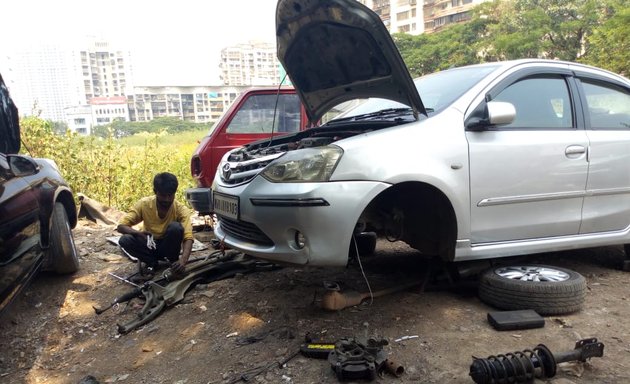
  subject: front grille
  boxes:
[221,162,267,185]
[221,152,284,185]
[218,216,274,246]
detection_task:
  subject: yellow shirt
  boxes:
[119,196,194,241]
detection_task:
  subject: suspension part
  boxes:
[328,338,388,381]
[469,338,604,384]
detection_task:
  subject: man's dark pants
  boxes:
[119,222,184,269]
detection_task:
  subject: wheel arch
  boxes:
[41,188,77,248]
[54,188,78,229]
[359,180,458,261]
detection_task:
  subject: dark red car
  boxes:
[186,87,309,214]
[0,74,79,315]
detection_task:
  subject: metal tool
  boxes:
[108,272,140,287]
[469,338,605,383]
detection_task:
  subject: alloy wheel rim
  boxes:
[494,266,570,282]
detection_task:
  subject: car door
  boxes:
[575,74,630,233]
[0,153,42,310]
[466,71,589,243]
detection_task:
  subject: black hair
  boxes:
[153,172,178,194]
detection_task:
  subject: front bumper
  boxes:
[185,188,212,215]
[213,177,390,267]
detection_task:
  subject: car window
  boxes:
[334,65,499,119]
[226,93,301,134]
[493,76,573,129]
[580,79,630,130]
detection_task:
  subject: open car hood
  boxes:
[0,74,20,154]
[276,0,426,123]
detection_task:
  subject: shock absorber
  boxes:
[469,338,604,384]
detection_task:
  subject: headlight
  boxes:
[262,146,343,183]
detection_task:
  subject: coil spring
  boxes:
[469,345,556,384]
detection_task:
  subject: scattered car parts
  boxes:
[478,265,586,315]
[469,338,604,384]
[94,251,277,334]
[321,281,418,311]
[328,338,403,381]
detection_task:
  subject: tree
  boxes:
[474,0,612,61]
[92,117,213,138]
[582,3,630,76]
[394,0,625,72]
[394,18,488,77]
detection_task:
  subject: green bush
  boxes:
[19,116,201,212]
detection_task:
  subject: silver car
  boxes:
[211,0,630,268]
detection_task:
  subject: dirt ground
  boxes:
[1,219,629,384]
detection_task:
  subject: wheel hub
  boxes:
[495,266,570,282]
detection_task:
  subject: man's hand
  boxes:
[170,261,186,275]
[117,224,151,242]
[136,231,152,242]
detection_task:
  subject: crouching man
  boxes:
[117,172,193,277]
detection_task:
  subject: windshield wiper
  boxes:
[325,108,415,126]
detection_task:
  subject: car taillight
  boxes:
[191,156,201,177]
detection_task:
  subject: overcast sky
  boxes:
[1,0,279,85]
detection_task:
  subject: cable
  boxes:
[352,235,374,305]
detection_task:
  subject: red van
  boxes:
[186,87,310,214]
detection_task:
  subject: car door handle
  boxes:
[565,145,586,158]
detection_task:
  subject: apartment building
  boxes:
[360,0,488,35]
[360,0,424,34]
[423,0,486,33]
[1,42,79,122]
[1,39,134,132]
[76,40,134,102]
[219,42,281,86]
[64,105,93,135]
[128,86,249,123]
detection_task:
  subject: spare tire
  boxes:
[478,264,586,315]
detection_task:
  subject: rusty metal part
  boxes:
[93,288,142,315]
[382,358,405,377]
[227,348,301,384]
[321,281,418,311]
[116,252,277,334]
[469,338,605,384]
[328,338,389,381]
[94,251,237,317]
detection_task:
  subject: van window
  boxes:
[226,93,301,134]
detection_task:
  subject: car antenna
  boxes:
[20,136,33,155]
[265,73,288,148]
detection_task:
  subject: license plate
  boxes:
[213,192,239,220]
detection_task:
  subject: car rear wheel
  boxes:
[49,202,79,274]
[478,264,586,315]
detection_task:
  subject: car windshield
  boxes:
[331,64,499,121]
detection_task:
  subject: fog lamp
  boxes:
[295,231,306,249]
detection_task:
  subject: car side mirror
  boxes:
[7,154,39,177]
[466,101,516,131]
[487,101,516,126]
